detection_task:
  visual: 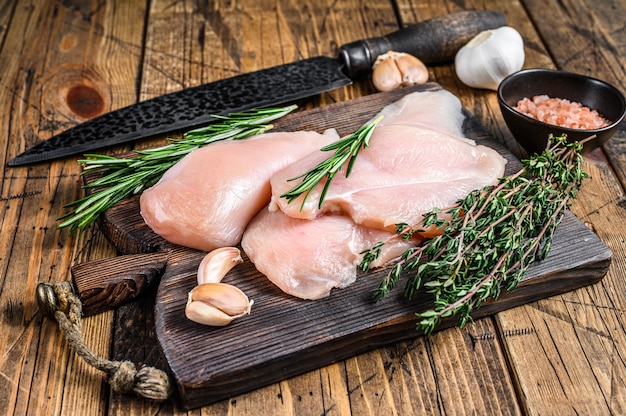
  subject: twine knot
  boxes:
[36,282,173,402]
[110,361,138,394]
[134,365,173,401]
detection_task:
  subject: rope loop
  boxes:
[36,282,173,401]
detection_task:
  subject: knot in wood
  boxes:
[66,84,105,119]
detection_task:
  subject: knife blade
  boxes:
[9,10,506,167]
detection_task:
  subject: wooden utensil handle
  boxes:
[70,251,169,316]
[340,10,507,76]
[37,251,169,318]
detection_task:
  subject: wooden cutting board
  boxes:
[86,84,612,409]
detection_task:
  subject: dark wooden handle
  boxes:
[340,10,507,76]
[71,251,169,316]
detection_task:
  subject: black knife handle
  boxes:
[339,10,507,77]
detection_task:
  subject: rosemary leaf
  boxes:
[280,114,384,209]
[58,105,297,233]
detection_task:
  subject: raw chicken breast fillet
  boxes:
[140,129,339,251]
[376,89,466,137]
[269,124,506,233]
[241,208,415,300]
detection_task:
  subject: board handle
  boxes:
[37,251,169,317]
[340,10,507,76]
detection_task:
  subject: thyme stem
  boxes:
[361,134,591,335]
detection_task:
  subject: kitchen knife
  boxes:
[9,10,506,167]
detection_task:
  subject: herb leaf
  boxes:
[58,105,298,233]
[361,134,590,335]
[280,115,384,209]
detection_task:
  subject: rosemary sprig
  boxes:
[58,105,298,233]
[280,115,384,209]
[360,134,590,335]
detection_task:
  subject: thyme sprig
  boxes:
[280,115,384,209]
[58,105,298,233]
[360,134,590,335]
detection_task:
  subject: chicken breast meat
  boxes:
[140,129,339,251]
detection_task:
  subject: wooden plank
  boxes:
[0,1,16,45]
[107,0,403,414]
[448,0,626,414]
[0,1,148,415]
[604,130,626,191]
[496,116,626,414]
[396,1,626,415]
[489,0,626,414]
[80,84,608,408]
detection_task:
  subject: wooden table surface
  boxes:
[1,0,625,415]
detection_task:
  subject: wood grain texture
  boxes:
[496,155,626,415]
[1,0,624,415]
[71,251,169,316]
[0,1,147,416]
[489,1,626,414]
[80,85,609,408]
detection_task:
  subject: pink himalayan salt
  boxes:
[514,95,610,130]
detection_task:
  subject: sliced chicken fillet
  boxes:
[241,208,415,300]
[140,129,339,251]
[269,124,506,233]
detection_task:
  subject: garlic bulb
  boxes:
[372,51,428,92]
[454,26,525,90]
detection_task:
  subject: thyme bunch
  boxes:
[58,105,297,233]
[280,115,384,209]
[360,134,590,335]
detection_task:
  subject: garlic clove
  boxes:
[185,300,237,326]
[197,246,244,285]
[395,53,429,86]
[372,51,428,92]
[185,282,253,326]
[372,54,404,91]
[454,26,525,91]
[189,282,253,316]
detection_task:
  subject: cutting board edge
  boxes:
[83,84,614,410]
[170,249,611,409]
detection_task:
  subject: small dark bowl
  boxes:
[497,68,626,154]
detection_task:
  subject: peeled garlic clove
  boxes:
[185,282,253,326]
[197,246,243,285]
[454,26,525,91]
[372,51,428,92]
